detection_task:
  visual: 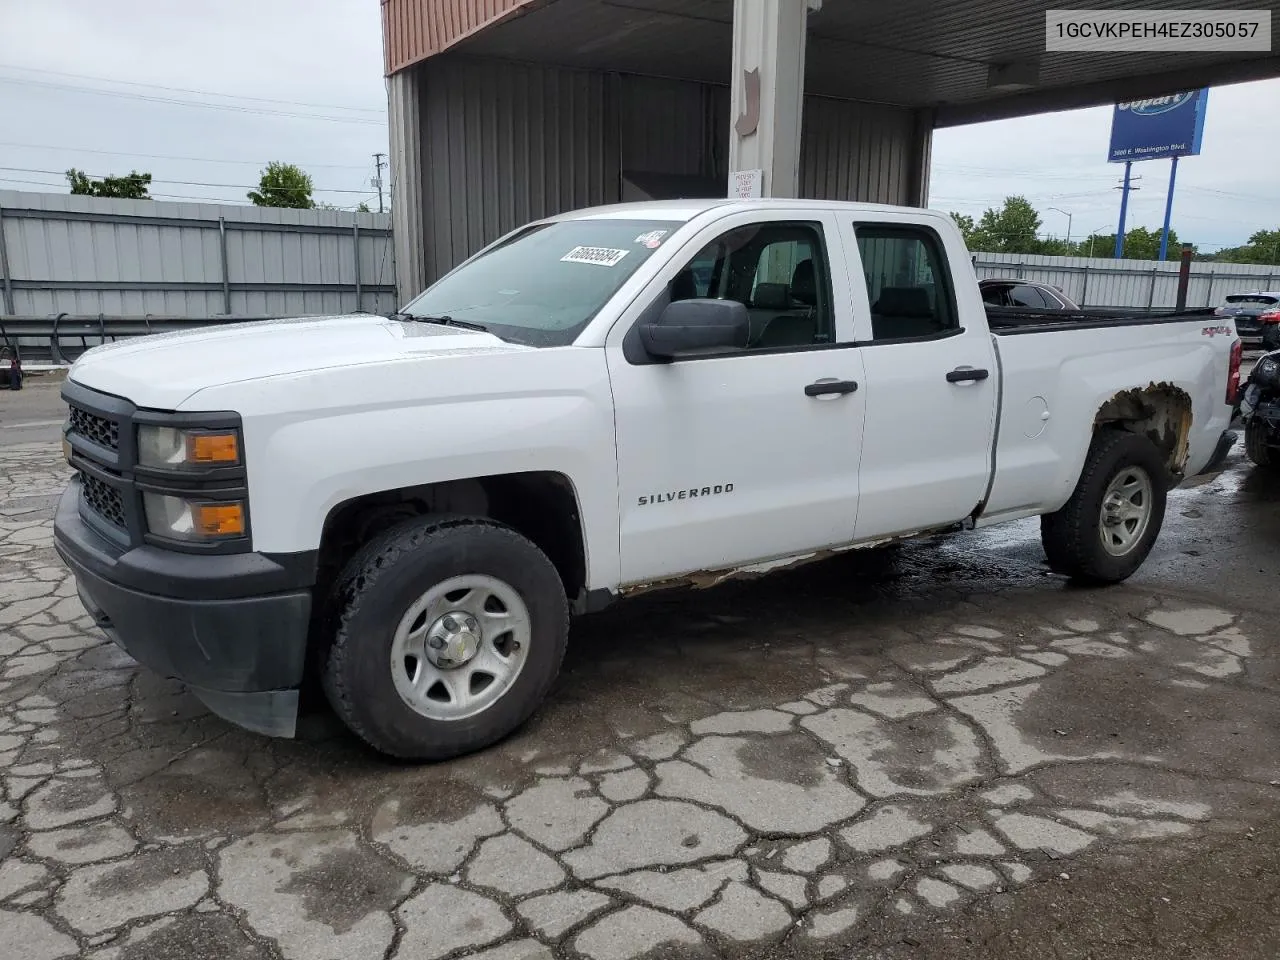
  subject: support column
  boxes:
[905,108,936,207]
[387,68,424,306]
[728,0,815,199]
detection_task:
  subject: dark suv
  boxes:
[1215,292,1280,348]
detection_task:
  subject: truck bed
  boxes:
[985,305,1219,335]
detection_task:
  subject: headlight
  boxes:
[1255,356,1280,388]
[138,425,240,470]
[144,493,246,541]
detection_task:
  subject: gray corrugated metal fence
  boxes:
[0,190,397,319]
[973,251,1280,310]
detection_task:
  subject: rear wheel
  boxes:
[322,515,569,760]
[1262,326,1280,352]
[1245,418,1277,469]
[1041,430,1168,584]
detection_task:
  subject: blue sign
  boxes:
[1107,88,1208,163]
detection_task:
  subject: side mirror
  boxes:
[639,299,749,359]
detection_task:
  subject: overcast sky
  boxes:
[1,0,1276,251]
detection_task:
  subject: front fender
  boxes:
[183,351,621,591]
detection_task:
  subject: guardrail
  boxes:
[0,312,382,366]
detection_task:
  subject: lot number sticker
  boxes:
[561,246,630,267]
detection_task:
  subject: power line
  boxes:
[0,63,384,114]
[0,76,387,126]
[0,176,375,209]
[0,166,372,195]
[0,141,374,170]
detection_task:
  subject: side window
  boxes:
[1009,284,1048,308]
[666,222,835,351]
[980,283,1009,306]
[855,225,960,341]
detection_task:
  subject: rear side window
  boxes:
[1009,284,1050,308]
[855,224,960,341]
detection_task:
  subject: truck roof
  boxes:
[549,197,952,224]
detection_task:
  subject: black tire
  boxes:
[1245,418,1277,469]
[1041,430,1169,585]
[1262,327,1280,352]
[322,515,569,760]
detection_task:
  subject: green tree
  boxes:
[248,162,315,208]
[948,212,978,247]
[970,196,1042,253]
[1209,228,1280,264]
[1078,227,1188,261]
[66,168,152,199]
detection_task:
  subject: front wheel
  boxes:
[1041,430,1169,584]
[322,515,569,760]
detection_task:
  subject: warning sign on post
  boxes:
[729,169,764,199]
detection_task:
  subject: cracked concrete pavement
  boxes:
[3,380,1280,959]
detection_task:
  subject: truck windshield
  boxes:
[399,218,682,347]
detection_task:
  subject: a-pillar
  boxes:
[728,0,818,199]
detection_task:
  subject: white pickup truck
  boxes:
[54,198,1242,760]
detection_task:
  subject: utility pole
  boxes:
[1113,167,1141,259]
[371,153,386,214]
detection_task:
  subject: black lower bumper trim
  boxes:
[54,481,313,737]
[191,688,301,738]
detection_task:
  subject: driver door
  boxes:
[605,210,866,585]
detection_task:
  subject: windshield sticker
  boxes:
[635,230,668,249]
[561,246,630,267]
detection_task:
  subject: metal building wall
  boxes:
[619,76,725,180]
[800,96,921,206]
[405,56,929,284]
[0,191,395,318]
[972,251,1280,310]
[417,55,620,282]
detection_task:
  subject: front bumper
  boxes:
[53,479,314,737]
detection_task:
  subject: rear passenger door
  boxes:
[842,219,999,540]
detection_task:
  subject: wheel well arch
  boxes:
[313,471,589,613]
[1093,383,1194,477]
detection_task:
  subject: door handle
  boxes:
[805,379,859,397]
[946,367,990,384]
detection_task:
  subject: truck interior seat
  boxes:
[871,286,940,339]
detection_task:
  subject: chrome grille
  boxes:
[69,405,120,451]
[79,472,126,529]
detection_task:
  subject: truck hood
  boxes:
[68,314,529,410]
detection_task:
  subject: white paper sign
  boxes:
[730,169,764,199]
[561,246,630,267]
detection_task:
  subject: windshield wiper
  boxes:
[389,312,491,333]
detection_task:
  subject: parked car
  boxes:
[1215,292,1280,347]
[54,198,1240,760]
[979,278,1080,310]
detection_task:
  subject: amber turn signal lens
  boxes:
[194,503,245,537]
[187,432,239,464]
